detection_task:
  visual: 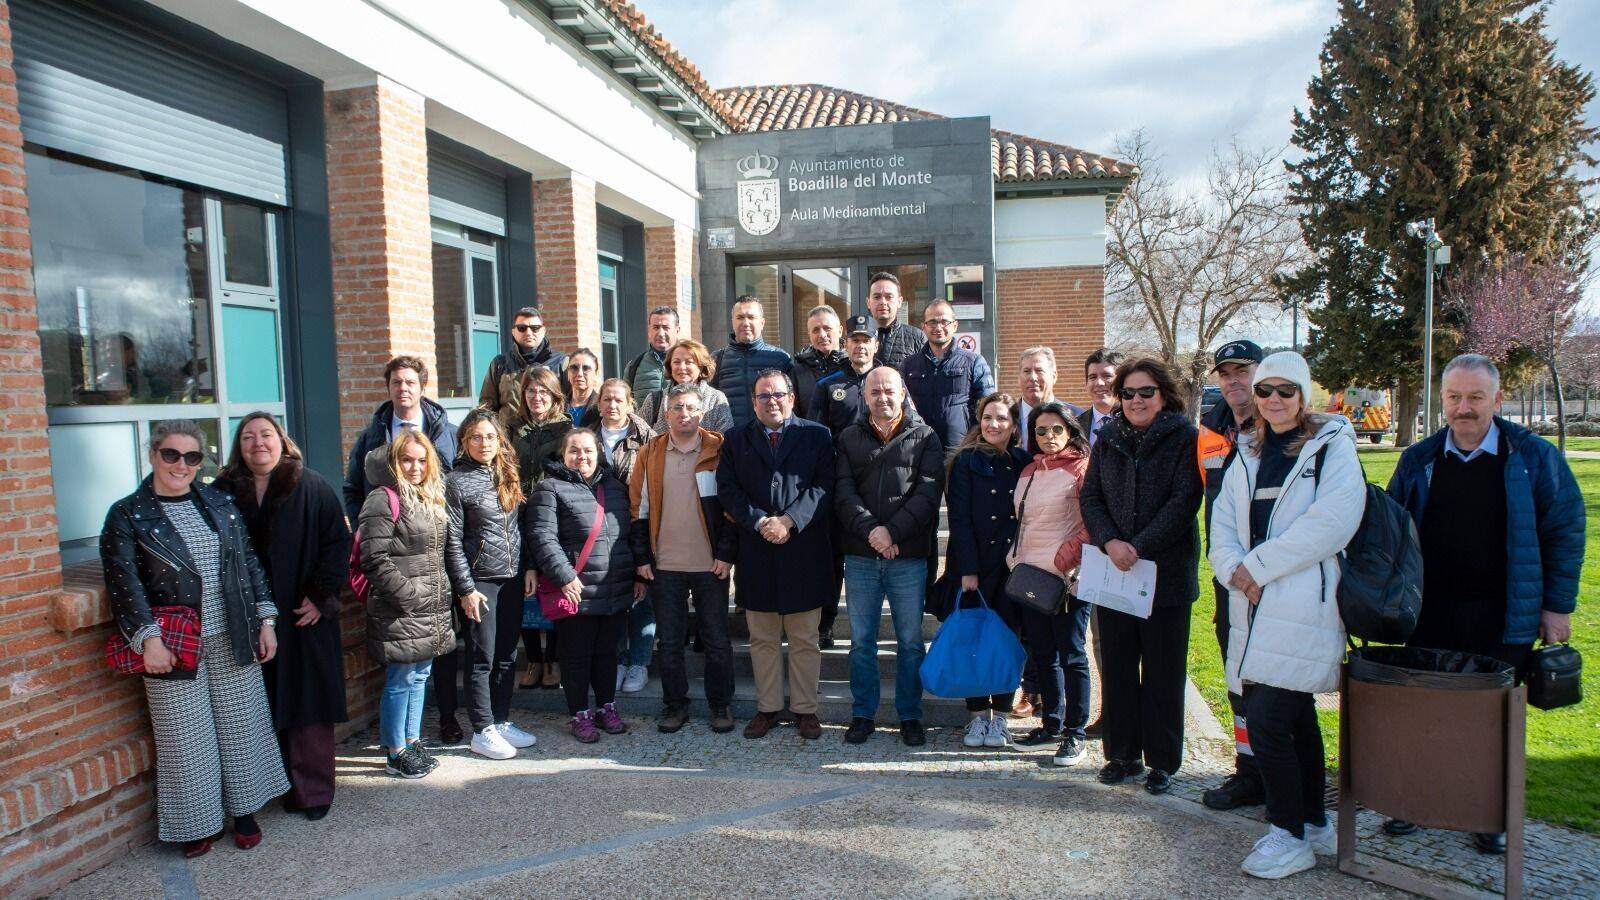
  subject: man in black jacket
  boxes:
[865,271,927,369]
[476,306,568,430]
[712,296,793,430]
[343,356,457,523]
[835,367,945,747]
[793,304,846,420]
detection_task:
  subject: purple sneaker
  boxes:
[570,710,600,743]
[596,702,627,735]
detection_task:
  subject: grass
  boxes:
[1188,446,1600,832]
[1560,436,1600,453]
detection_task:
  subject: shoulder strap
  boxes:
[574,488,606,574]
[624,352,641,383]
[383,486,400,522]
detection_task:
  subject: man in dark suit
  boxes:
[717,369,835,741]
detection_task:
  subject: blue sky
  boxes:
[642,0,1600,322]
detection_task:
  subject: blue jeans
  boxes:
[618,598,656,668]
[381,660,432,751]
[844,555,927,721]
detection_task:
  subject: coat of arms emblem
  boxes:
[736,153,780,236]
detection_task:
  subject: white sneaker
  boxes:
[1303,821,1336,856]
[497,721,537,749]
[1241,825,1316,879]
[621,664,648,693]
[984,718,1015,749]
[470,726,516,760]
[616,664,627,691]
[963,716,989,747]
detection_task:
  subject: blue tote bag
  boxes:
[920,590,1027,698]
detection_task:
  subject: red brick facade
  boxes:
[995,265,1106,408]
[325,78,437,454]
[644,222,699,340]
[533,175,602,355]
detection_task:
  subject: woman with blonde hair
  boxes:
[636,338,734,433]
[359,428,454,778]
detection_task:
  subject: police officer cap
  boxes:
[845,314,875,338]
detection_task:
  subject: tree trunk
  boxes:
[1548,360,1566,451]
[1395,378,1419,447]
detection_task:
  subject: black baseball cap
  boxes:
[844,314,875,338]
[1211,340,1263,372]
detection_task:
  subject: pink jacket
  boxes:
[1007,449,1091,576]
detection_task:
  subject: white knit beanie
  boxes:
[1253,351,1313,400]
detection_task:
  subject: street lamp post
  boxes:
[1407,219,1450,434]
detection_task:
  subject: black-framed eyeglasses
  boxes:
[1254,383,1301,399]
[923,318,955,328]
[754,391,790,403]
[1033,425,1068,437]
[157,448,205,466]
[1119,386,1159,400]
[513,323,544,333]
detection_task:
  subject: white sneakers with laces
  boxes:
[1241,825,1316,879]
[470,726,516,760]
[497,721,537,749]
[1303,820,1336,856]
[621,664,649,693]
[984,717,1015,749]
[963,716,989,747]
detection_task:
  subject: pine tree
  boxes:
[1284,0,1595,444]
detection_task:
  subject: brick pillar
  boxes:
[533,174,601,353]
[644,221,698,340]
[0,4,160,893]
[324,77,435,455]
[995,265,1106,408]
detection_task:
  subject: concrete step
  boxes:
[509,672,978,727]
[676,636,910,681]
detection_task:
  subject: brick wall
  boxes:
[995,265,1106,408]
[0,2,161,889]
[644,222,698,342]
[325,78,436,453]
[532,175,601,355]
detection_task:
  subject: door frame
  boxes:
[776,257,856,353]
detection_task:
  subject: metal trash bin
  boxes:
[1337,646,1527,898]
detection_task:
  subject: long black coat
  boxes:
[1079,409,1204,608]
[717,415,835,614]
[218,463,350,728]
[523,463,635,616]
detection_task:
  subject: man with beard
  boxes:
[477,306,568,430]
[865,271,927,369]
[1384,353,1583,854]
[901,299,994,449]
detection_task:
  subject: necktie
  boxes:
[768,430,781,450]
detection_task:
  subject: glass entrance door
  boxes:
[860,257,934,329]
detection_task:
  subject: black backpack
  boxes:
[1313,443,1423,644]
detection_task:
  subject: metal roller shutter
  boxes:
[10,0,290,205]
[428,146,507,236]
[598,219,626,257]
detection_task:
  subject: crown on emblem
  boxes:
[737,153,778,179]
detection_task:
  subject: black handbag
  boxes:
[1002,471,1067,616]
[1522,643,1582,711]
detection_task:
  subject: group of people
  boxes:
[100,270,1583,881]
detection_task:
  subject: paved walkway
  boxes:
[54,698,1599,899]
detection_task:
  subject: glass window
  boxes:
[470,256,496,319]
[431,242,471,398]
[733,264,780,337]
[220,199,271,287]
[790,267,851,354]
[29,150,216,407]
[598,258,620,377]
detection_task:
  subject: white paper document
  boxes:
[1076,545,1156,619]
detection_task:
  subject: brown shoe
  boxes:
[1084,716,1104,738]
[710,706,736,734]
[519,662,540,689]
[657,704,690,733]
[541,663,561,689]
[743,710,781,739]
[795,713,822,740]
[1011,693,1038,719]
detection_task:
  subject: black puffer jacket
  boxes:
[712,337,793,430]
[834,406,946,559]
[513,416,573,495]
[1080,409,1204,608]
[358,454,454,665]
[444,458,522,595]
[523,462,635,616]
[100,478,275,676]
[793,346,846,420]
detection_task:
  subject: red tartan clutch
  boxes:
[105,605,202,675]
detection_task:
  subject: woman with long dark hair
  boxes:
[513,365,572,690]
[217,413,350,821]
[1080,358,1203,796]
[102,420,289,856]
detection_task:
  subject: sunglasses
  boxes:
[157,448,205,466]
[1119,386,1159,400]
[1033,425,1068,437]
[513,323,544,334]
[1254,383,1301,399]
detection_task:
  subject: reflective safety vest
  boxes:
[1197,423,1235,486]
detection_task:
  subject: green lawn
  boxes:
[1188,446,1600,832]
[1561,436,1600,453]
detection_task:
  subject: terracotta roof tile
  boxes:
[591,1,739,128]
[715,84,1135,184]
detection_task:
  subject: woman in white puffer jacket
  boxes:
[1208,352,1365,881]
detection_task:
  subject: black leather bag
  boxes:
[1522,643,1582,711]
[1001,470,1067,616]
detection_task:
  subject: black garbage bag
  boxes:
[1348,646,1513,691]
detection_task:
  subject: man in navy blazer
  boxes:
[717,369,835,741]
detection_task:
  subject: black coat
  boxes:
[100,478,273,675]
[524,463,635,616]
[342,398,457,523]
[358,456,454,665]
[1079,409,1204,608]
[873,321,928,370]
[444,459,523,595]
[217,463,350,727]
[834,408,946,560]
[793,346,847,420]
[807,364,877,436]
[717,415,835,614]
[945,445,1030,582]
[512,416,573,495]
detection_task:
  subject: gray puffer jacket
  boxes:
[359,453,454,665]
[444,458,522,596]
[524,461,635,616]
